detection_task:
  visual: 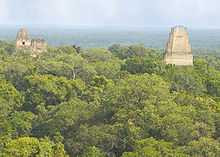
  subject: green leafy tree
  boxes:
[185,137,220,157]
[1,137,68,157]
[25,74,85,110]
[81,146,106,157]
[123,56,164,74]
[122,138,187,157]
[0,79,23,116]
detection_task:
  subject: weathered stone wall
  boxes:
[16,28,47,56]
[164,26,193,66]
[16,28,31,49]
[31,39,47,51]
[30,39,47,57]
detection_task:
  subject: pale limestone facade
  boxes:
[16,28,47,56]
[164,26,193,66]
[16,28,31,49]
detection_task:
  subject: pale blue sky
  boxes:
[0,0,220,28]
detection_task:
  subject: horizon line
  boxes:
[1,24,220,30]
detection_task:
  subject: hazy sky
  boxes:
[0,0,220,28]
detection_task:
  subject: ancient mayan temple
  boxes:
[16,28,47,57]
[164,26,193,66]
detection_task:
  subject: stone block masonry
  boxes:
[164,26,193,66]
[16,28,47,57]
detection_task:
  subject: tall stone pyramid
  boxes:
[164,26,193,66]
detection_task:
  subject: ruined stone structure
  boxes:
[16,28,31,49]
[164,26,193,66]
[16,28,47,56]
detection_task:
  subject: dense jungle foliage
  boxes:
[1,40,220,157]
